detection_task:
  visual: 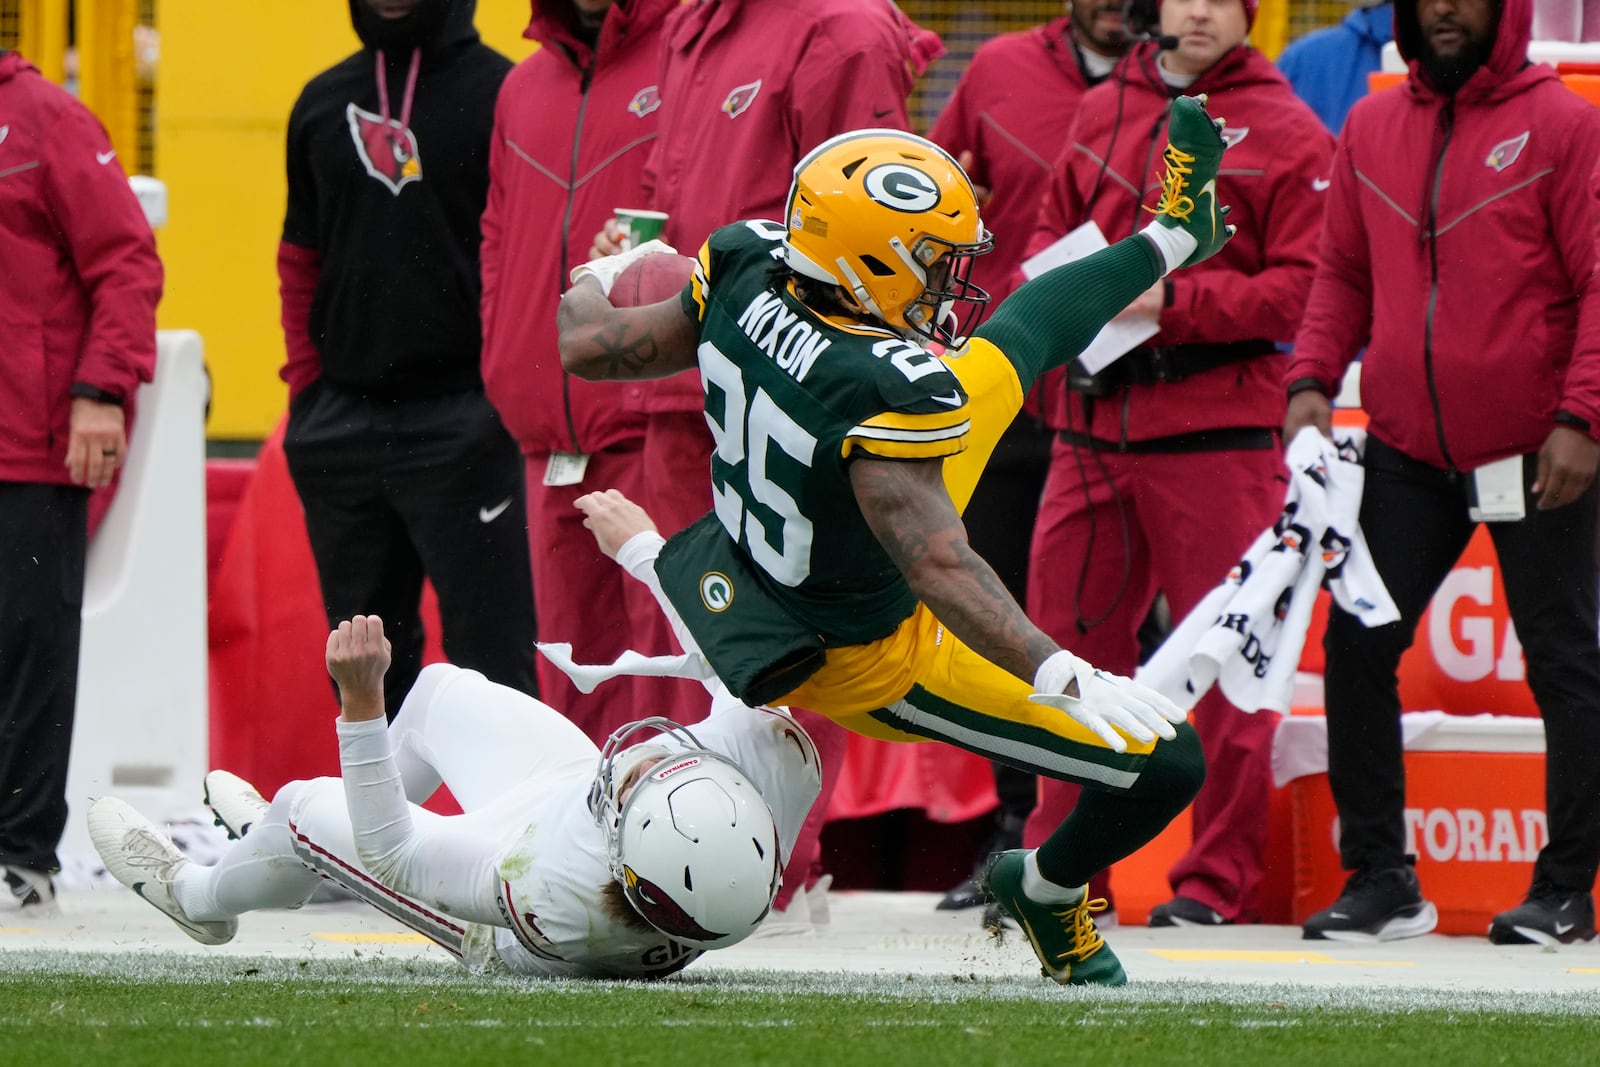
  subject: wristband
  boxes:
[1286,377,1328,399]
[70,383,125,406]
[1555,410,1591,433]
[614,530,667,580]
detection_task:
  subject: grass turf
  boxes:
[2,952,1597,1066]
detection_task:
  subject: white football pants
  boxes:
[171,664,599,957]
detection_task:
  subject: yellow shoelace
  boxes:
[1050,895,1111,961]
[1146,143,1196,222]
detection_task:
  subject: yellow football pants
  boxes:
[778,337,1157,790]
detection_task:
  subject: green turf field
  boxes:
[3,952,1598,1066]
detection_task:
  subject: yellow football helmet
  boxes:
[783,129,993,345]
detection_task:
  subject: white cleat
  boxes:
[202,769,269,840]
[87,796,236,946]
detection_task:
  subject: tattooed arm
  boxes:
[557,277,701,381]
[849,456,1063,685]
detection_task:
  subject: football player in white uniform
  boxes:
[87,494,821,979]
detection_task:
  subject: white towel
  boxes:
[1136,426,1399,715]
[535,641,718,695]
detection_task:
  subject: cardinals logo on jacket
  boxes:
[1484,131,1529,173]
[721,80,762,119]
[346,102,423,195]
[628,85,662,118]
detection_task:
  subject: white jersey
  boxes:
[490,694,821,979]
[262,528,823,981]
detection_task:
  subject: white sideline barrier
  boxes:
[61,330,209,865]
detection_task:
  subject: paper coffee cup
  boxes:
[615,208,670,250]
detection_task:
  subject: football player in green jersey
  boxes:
[558,95,1235,985]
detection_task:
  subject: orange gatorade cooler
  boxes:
[1278,714,1547,935]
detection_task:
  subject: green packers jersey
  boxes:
[677,220,972,646]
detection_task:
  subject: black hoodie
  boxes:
[282,0,511,398]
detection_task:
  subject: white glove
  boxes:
[1028,650,1187,754]
[568,238,680,298]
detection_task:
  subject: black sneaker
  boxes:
[1488,882,1597,946]
[937,874,989,911]
[936,814,1024,912]
[3,866,56,911]
[1302,861,1437,942]
[1148,895,1229,927]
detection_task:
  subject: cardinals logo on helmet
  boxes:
[346,102,423,195]
[623,866,731,943]
[628,85,662,118]
[721,79,762,119]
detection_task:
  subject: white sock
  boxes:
[1139,222,1198,276]
[170,863,215,921]
[171,822,322,921]
[1022,850,1085,905]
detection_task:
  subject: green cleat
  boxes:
[1145,93,1234,268]
[981,849,1127,987]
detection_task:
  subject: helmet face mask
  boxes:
[589,718,782,950]
[900,232,991,343]
[784,129,993,347]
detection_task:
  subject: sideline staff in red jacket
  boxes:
[1286,0,1600,946]
[0,49,162,908]
[1022,0,1334,929]
[480,0,689,744]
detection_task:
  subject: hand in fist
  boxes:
[327,614,392,722]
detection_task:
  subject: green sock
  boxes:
[1034,723,1205,887]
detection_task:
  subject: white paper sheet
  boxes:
[1019,221,1160,374]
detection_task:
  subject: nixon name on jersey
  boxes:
[736,290,833,384]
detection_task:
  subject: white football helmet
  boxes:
[588,718,782,950]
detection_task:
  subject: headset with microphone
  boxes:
[1123,0,1180,50]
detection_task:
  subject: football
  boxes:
[609,251,697,308]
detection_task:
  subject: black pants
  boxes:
[963,414,1054,823]
[1325,435,1600,890]
[285,383,539,719]
[0,483,88,871]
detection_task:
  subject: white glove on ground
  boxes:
[568,238,680,298]
[1029,650,1187,754]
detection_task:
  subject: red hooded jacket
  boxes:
[0,51,162,485]
[929,17,1094,307]
[1286,0,1600,471]
[626,0,943,415]
[1027,42,1333,442]
[480,0,676,456]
